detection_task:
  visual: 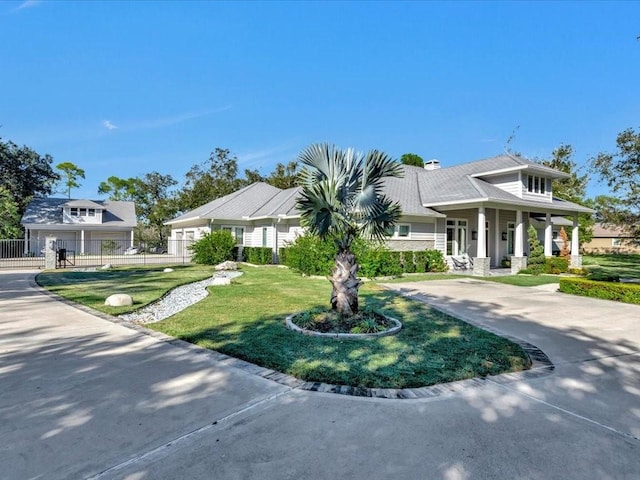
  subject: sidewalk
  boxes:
[0,271,638,479]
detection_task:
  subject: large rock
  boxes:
[105,294,133,307]
[163,268,174,272]
[211,277,231,286]
[214,261,237,271]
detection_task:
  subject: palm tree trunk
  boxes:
[330,250,361,316]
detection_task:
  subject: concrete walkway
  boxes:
[1,271,638,479]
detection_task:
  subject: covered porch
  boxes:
[440,204,584,276]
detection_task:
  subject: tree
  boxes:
[559,227,570,259]
[0,186,23,239]
[56,161,85,199]
[245,161,300,189]
[591,128,640,240]
[539,144,593,245]
[177,148,243,212]
[98,172,178,244]
[0,137,59,215]
[97,176,139,201]
[296,143,403,316]
[400,153,424,168]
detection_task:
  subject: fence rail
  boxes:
[0,239,195,269]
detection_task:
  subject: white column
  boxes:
[571,215,579,254]
[80,229,85,255]
[477,207,486,258]
[515,210,524,256]
[544,213,553,257]
[131,230,134,247]
[494,209,500,266]
[24,228,29,254]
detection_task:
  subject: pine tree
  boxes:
[527,225,545,274]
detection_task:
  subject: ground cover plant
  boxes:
[36,264,213,316]
[148,267,530,388]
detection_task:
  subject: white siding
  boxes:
[277,222,303,249]
[434,218,446,253]
[483,172,522,197]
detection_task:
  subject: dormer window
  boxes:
[527,175,546,194]
[70,207,78,216]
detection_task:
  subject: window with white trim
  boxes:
[398,224,410,237]
[527,175,547,194]
[612,238,621,247]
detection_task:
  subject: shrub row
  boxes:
[559,277,640,305]
[242,247,273,265]
[518,257,569,275]
[279,234,448,277]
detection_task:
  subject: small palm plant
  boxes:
[296,143,403,316]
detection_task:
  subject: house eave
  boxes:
[470,165,570,180]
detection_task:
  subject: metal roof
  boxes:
[21,198,137,227]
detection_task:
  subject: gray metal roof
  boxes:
[62,199,105,209]
[167,154,593,224]
[21,198,137,227]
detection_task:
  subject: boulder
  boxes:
[163,268,174,273]
[101,264,112,270]
[214,261,237,271]
[105,293,133,307]
[211,277,231,286]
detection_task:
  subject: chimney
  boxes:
[424,159,441,170]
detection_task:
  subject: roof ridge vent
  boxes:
[424,159,441,170]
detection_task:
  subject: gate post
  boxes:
[44,237,57,270]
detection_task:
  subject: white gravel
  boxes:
[119,271,243,324]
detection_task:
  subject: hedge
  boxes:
[559,277,640,305]
[242,246,273,265]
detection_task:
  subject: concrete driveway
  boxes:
[1,271,638,479]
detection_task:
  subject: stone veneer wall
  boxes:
[385,240,435,251]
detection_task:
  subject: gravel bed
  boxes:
[119,271,243,324]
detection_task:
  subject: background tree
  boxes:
[0,186,23,239]
[177,148,243,212]
[245,161,300,188]
[296,143,403,316]
[591,127,640,240]
[0,137,59,216]
[97,176,139,201]
[400,153,424,168]
[538,144,593,245]
[56,161,85,199]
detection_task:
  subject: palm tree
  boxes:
[296,144,403,316]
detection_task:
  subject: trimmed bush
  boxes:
[357,244,403,278]
[243,246,273,265]
[559,277,640,305]
[189,231,236,265]
[527,225,545,274]
[586,271,620,282]
[544,257,569,274]
[402,252,416,273]
[280,234,334,275]
[424,249,448,272]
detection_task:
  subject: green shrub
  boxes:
[527,225,545,274]
[544,257,569,274]
[568,267,585,275]
[243,246,273,265]
[402,251,416,273]
[356,243,403,278]
[280,234,334,275]
[189,231,236,265]
[559,277,640,304]
[501,256,511,268]
[517,268,534,275]
[424,249,448,272]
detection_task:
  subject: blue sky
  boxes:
[1,1,639,200]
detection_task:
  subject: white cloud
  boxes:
[129,106,231,131]
[102,120,118,130]
[15,0,41,11]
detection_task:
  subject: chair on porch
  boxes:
[451,256,469,270]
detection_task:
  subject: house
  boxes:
[166,154,593,275]
[583,223,640,254]
[21,198,137,255]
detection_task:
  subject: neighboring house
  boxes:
[21,198,137,255]
[583,223,640,254]
[166,154,593,275]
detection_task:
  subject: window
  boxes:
[234,227,244,245]
[507,222,515,256]
[70,207,79,216]
[398,225,410,237]
[612,238,621,247]
[79,208,87,216]
[446,219,467,256]
[527,175,547,195]
[88,209,96,217]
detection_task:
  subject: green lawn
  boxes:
[36,264,214,316]
[37,265,530,389]
[583,253,640,279]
